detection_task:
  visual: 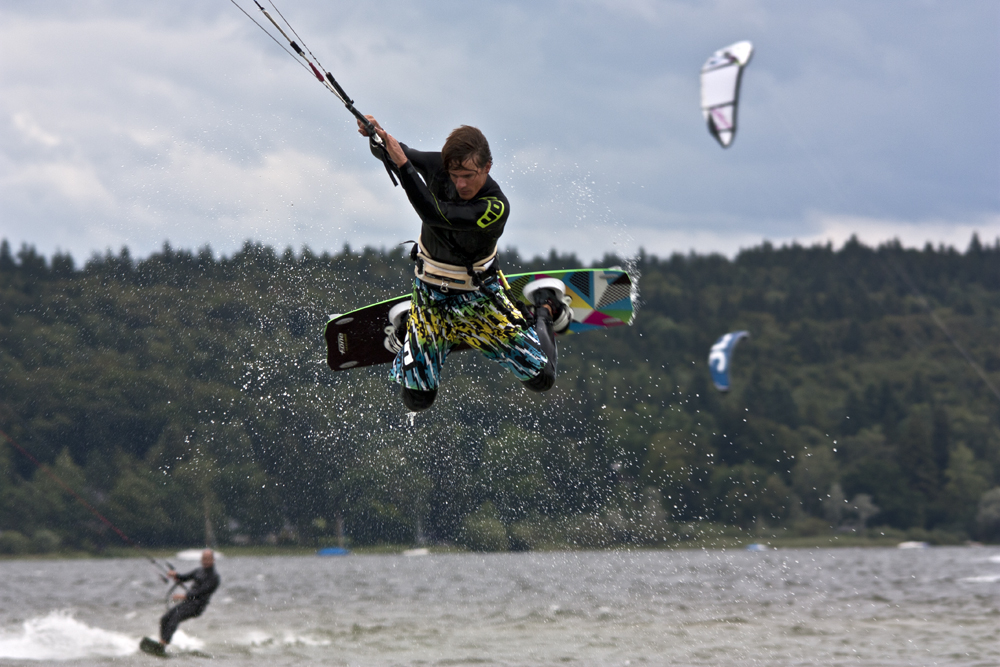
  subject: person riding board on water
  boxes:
[156,548,220,649]
[358,117,571,412]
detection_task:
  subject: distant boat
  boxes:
[897,541,929,549]
[317,547,349,556]
[176,549,223,561]
[745,543,768,551]
[403,548,429,557]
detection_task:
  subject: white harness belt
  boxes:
[414,238,498,292]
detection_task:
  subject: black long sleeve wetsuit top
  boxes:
[175,565,220,613]
[374,142,510,266]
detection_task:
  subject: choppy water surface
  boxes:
[1,547,998,666]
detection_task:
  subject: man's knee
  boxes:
[522,368,555,393]
[401,386,437,411]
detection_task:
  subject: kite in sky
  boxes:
[708,330,750,392]
[700,41,754,148]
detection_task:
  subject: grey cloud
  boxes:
[0,0,996,263]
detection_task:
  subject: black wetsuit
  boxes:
[374,142,510,265]
[372,139,556,410]
[160,565,220,644]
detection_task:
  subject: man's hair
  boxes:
[442,125,492,171]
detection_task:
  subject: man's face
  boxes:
[201,550,214,567]
[448,157,491,200]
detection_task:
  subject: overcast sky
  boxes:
[2,0,998,263]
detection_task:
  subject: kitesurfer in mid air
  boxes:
[358,117,571,412]
[156,549,220,649]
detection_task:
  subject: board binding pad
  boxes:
[325,267,634,372]
[140,637,167,657]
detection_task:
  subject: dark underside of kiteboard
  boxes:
[140,637,167,657]
[324,268,634,372]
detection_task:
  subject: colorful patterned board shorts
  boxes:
[390,278,548,391]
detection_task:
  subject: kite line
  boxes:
[229,0,398,185]
[0,426,177,583]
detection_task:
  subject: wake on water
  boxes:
[0,610,203,661]
[0,609,329,661]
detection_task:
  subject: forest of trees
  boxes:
[2,235,1000,553]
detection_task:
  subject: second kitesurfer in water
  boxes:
[358,118,571,412]
[156,548,220,650]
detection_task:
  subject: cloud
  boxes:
[12,112,61,148]
[609,211,1000,261]
[5,160,114,207]
[796,213,1000,253]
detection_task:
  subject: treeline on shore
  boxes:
[2,235,1000,554]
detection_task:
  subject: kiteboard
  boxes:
[140,637,167,657]
[325,268,635,371]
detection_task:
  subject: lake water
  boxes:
[0,546,998,666]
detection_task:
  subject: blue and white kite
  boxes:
[708,330,750,392]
